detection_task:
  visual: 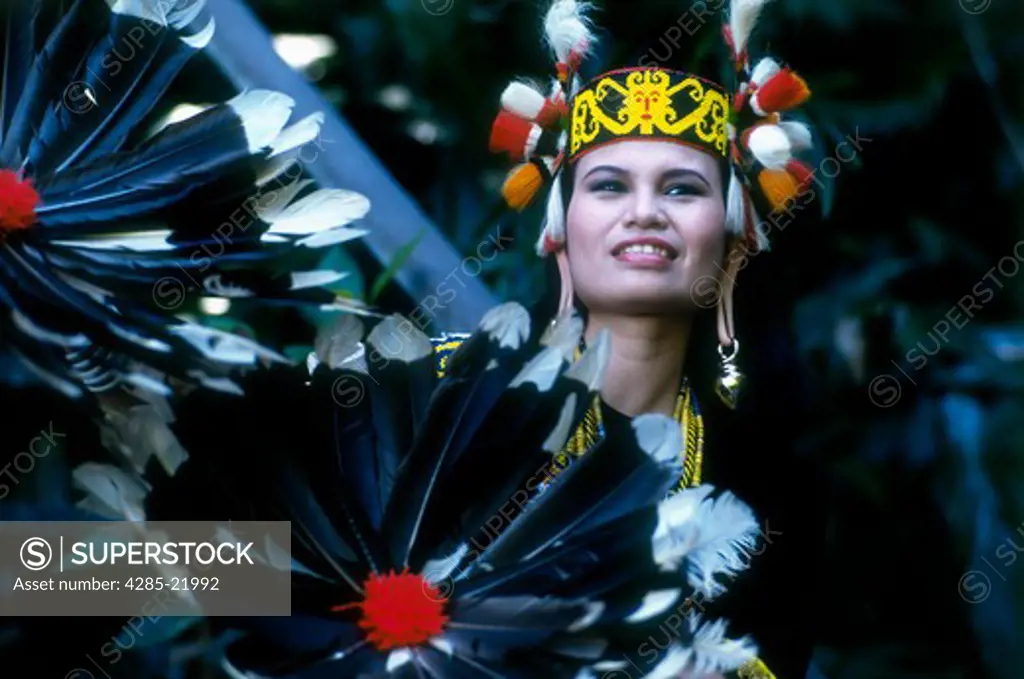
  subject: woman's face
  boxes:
[565,140,727,316]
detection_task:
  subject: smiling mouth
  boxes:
[613,242,678,259]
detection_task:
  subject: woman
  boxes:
[468,0,827,675]
[60,1,820,677]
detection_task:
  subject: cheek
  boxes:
[565,194,609,262]
[675,201,726,268]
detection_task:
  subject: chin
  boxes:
[588,287,693,316]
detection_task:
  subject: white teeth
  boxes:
[620,244,671,258]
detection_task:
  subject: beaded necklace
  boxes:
[547,377,705,492]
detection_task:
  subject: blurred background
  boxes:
[2,0,1023,677]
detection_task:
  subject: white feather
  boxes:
[98,391,188,475]
[566,601,605,632]
[385,649,413,671]
[268,112,325,157]
[227,89,296,153]
[624,589,681,623]
[12,350,83,398]
[255,178,315,221]
[651,484,716,570]
[778,120,813,151]
[645,644,694,679]
[543,0,595,62]
[314,314,366,370]
[684,491,760,599]
[181,17,215,50]
[107,322,173,352]
[51,231,174,252]
[748,124,791,169]
[265,189,371,236]
[479,301,531,349]
[750,56,781,86]
[368,315,432,362]
[632,413,684,468]
[542,393,579,453]
[203,274,253,298]
[123,371,172,396]
[508,345,565,392]
[255,155,300,187]
[56,272,112,303]
[108,0,216,50]
[289,270,348,290]
[429,638,455,656]
[687,616,759,676]
[536,169,567,255]
[540,308,583,359]
[186,370,244,395]
[170,324,288,365]
[11,310,89,348]
[725,169,746,238]
[422,543,470,585]
[295,226,368,249]
[72,462,150,522]
[728,0,772,58]
[565,327,609,391]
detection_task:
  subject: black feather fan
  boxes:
[76,302,766,678]
[0,0,369,403]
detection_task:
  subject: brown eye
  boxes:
[589,179,627,193]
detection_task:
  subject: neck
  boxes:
[584,310,692,417]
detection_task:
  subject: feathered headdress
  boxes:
[0,0,370,401]
[489,0,813,255]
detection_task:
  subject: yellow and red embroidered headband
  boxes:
[568,67,729,162]
[488,0,814,256]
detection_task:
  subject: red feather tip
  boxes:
[490,110,534,161]
[785,159,814,191]
[543,232,563,254]
[332,569,449,652]
[0,169,40,234]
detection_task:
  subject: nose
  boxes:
[624,187,666,230]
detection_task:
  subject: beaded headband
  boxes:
[488,0,814,256]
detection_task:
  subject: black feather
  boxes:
[34,99,260,225]
[25,0,213,175]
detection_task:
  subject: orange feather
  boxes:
[502,163,544,210]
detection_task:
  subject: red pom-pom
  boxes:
[0,170,40,234]
[489,111,534,161]
[333,569,448,652]
[753,68,810,113]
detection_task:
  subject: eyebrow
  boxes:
[582,164,710,188]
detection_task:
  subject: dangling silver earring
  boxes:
[714,339,745,410]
